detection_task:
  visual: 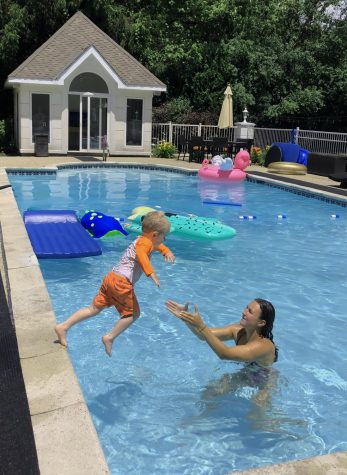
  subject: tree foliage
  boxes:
[0,0,346,130]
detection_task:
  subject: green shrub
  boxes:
[152,141,177,158]
[0,118,17,154]
[0,120,5,151]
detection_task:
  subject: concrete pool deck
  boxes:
[1,154,347,474]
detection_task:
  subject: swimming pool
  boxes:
[10,167,347,475]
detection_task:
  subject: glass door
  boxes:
[69,95,107,151]
[90,97,100,149]
[82,96,88,150]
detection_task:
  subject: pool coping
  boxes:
[1,161,347,475]
[0,164,110,475]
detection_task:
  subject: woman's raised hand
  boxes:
[165,300,189,317]
[179,304,205,329]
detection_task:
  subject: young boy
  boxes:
[55,211,175,356]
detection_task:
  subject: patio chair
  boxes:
[233,139,253,154]
[176,135,188,161]
[210,137,229,157]
[188,136,208,163]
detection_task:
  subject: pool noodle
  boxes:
[202,200,242,207]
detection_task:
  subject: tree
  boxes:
[0,0,346,130]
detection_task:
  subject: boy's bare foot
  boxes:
[55,324,68,347]
[102,335,113,357]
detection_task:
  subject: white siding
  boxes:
[16,54,155,156]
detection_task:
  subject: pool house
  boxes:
[5,11,166,157]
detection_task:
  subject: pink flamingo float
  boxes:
[198,150,251,182]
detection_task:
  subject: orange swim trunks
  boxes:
[93,272,139,318]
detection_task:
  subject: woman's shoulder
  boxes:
[256,338,277,366]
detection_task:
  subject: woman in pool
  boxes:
[165,298,278,366]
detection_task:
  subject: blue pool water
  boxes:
[10,168,347,474]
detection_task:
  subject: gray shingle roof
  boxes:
[8,11,166,90]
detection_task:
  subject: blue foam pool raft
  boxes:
[24,210,102,258]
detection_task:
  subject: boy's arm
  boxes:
[155,243,175,262]
[136,242,161,287]
[135,238,155,276]
[149,272,160,287]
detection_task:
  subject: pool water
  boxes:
[10,169,347,475]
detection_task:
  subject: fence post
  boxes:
[295,127,300,144]
[198,123,202,136]
[168,122,173,143]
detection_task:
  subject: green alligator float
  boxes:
[126,206,236,241]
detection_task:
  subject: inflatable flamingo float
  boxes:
[198,150,251,182]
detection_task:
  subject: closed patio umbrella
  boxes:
[218,83,233,129]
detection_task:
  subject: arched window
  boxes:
[69,73,108,93]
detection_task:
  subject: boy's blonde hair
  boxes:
[141,211,171,234]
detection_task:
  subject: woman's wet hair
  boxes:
[255,298,278,362]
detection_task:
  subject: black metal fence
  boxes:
[152,123,347,155]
